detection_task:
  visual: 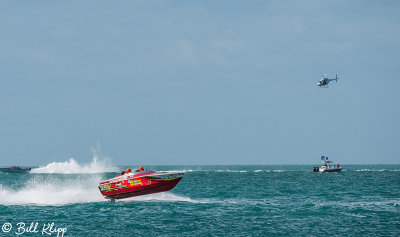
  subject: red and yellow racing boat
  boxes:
[98,167,184,202]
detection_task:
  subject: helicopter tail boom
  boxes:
[334,74,339,82]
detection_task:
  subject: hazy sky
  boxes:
[1,1,399,165]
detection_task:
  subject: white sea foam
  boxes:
[355,169,386,172]
[31,151,118,174]
[216,170,247,173]
[343,213,367,218]
[314,199,400,213]
[0,175,106,206]
[158,170,189,173]
[120,192,209,204]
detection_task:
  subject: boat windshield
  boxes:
[132,169,154,174]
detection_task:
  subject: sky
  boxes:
[0,0,399,165]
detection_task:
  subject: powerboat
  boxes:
[98,167,184,202]
[313,156,342,173]
[313,162,342,173]
[0,166,31,173]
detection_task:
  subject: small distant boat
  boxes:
[313,156,342,173]
[98,167,184,202]
[0,165,31,173]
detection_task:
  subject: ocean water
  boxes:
[1,162,399,236]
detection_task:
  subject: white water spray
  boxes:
[0,146,119,205]
[0,175,106,205]
[31,147,118,174]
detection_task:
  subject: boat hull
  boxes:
[313,167,342,173]
[321,168,342,173]
[0,168,31,173]
[98,171,184,200]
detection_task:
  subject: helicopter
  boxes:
[317,74,339,87]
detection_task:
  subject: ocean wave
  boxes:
[216,170,248,173]
[158,170,192,173]
[119,192,210,204]
[355,169,387,172]
[253,170,286,173]
[313,199,400,213]
[214,169,288,173]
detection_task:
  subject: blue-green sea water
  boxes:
[1,165,400,236]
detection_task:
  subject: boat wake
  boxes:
[0,175,105,206]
